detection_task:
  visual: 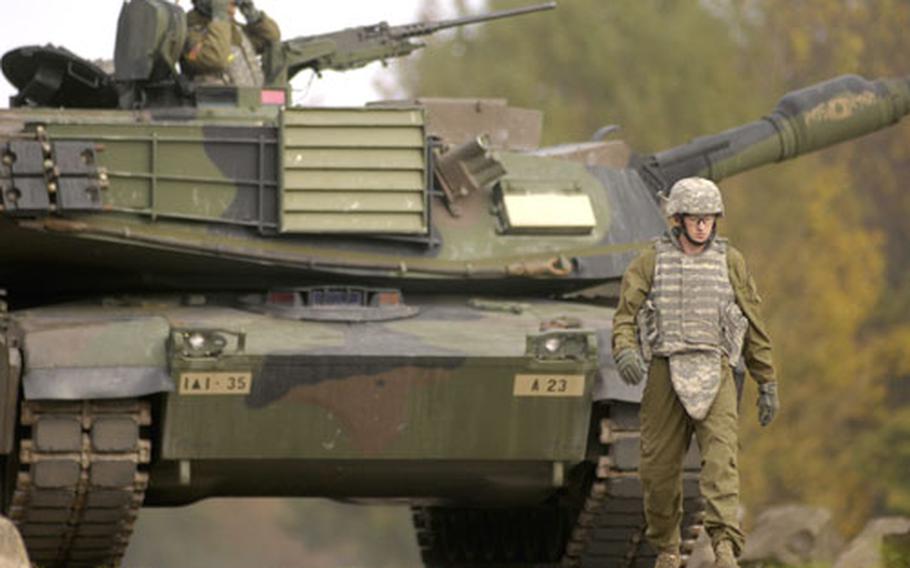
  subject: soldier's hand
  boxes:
[615,349,647,386]
[210,0,231,21]
[757,382,779,427]
[236,0,263,23]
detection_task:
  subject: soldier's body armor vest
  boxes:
[637,234,748,419]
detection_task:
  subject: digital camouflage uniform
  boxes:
[612,180,776,558]
[182,9,281,87]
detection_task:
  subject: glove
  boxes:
[210,0,231,21]
[757,382,779,427]
[615,349,647,386]
[236,0,263,23]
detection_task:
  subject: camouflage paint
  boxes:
[648,74,910,188]
[1,73,906,300]
[9,296,605,502]
[15,311,172,400]
[161,296,601,461]
[164,354,592,460]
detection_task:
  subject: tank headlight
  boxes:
[527,330,595,361]
[544,337,563,353]
[187,332,207,351]
[171,328,246,359]
[179,330,227,358]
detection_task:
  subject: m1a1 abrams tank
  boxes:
[0,1,908,566]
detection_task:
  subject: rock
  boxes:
[833,517,910,568]
[0,516,29,568]
[740,504,843,567]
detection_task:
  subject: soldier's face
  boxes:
[228,0,237,16]
[682,214,716,244]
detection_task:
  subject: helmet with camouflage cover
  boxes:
[664,177,724,217]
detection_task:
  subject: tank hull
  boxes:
[10,295,611,502]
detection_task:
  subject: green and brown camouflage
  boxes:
[1,71,908,298]
[0,1,909,567]
[11,294,602,505]
[642,74,910,185]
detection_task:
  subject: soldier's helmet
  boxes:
[191,0,211,14]
[664,177,724,217]
[191,0,228,17]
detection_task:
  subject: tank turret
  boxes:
[0,73,908,299]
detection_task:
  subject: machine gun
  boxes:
[2,1,556,109]
[280,2,557,80]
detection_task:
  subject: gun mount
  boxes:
[283,2,556,78]
[2,0,555,110]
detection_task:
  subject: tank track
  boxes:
[6,400,151,568]
[560,402,705,568]
[412,401,705,568]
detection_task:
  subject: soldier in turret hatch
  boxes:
[182,0,281,87]
[612,178,780,568]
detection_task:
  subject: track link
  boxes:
[7,399,151,568]
[413,401,706,568]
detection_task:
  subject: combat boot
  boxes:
[654,550,681,568]
[713,540,739,568]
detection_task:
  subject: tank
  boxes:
[0,1,908,567]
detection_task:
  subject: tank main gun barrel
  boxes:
[641,74,910,191]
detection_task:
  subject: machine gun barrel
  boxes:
[642,74,910,190]
[281,2,556,79]
[390,2,557,39]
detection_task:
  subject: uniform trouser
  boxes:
[639,356,745,555]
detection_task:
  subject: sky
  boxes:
[0,0,484,108]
